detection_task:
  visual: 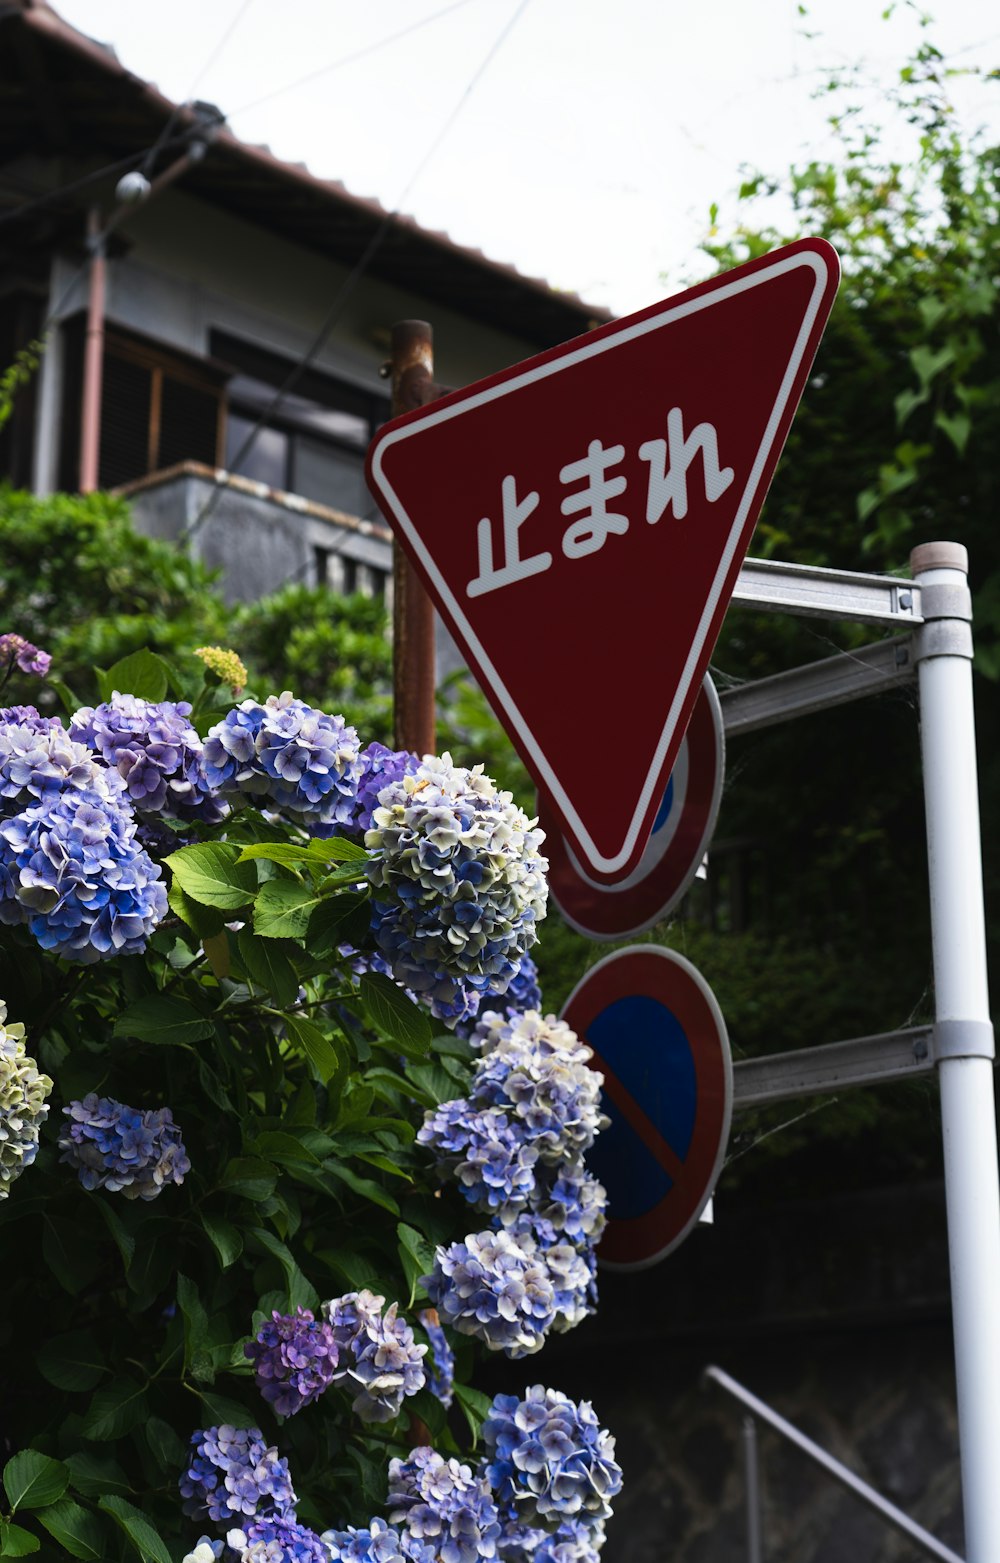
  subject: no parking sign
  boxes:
[562,945,732,1270]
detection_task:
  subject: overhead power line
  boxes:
[180,0,534,546]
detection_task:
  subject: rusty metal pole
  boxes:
[389,320,437,755]
[78,206,106,493]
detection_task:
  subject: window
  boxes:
[58,316,227,491]
[211,330,388,519]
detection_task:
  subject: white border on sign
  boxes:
[371,249,831,878]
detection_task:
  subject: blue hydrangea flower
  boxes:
[418,1101,538,1213]
[368,903,481,1028]
[323,1291,426,1422]
[204,694,361,826]
[479,1388,622,1526]
[418,1308,455,1409]
[387,1446,501,1563]
[179,1425,296,1525]
[500,1214,597,1335]
[497,1519,606,1563]
[0,787,167,961]
[245,1307,339,1417]
[468,1013,607,1165]
[423,1229,555,1358]
[0,634,50,678]
[70,693,226,823]
[321,1518,434,1563]
[365,755,547,1027]
[230,1514,331,1563]
[59,1093,189,1199]
[0,720,124,816]
[454,955,542,1040]
[529,1161,608,1246]
[0,1000,52,1200]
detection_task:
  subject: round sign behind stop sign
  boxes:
[561,944,732,1271]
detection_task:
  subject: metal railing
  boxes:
[704,1366,964,1562]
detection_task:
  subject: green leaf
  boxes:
[165,842,257,910]
[306,892,371,957]
[64,1452,132,1499]
[201,1212,244,1269]
[98,1497,172,1563]
[893,386,928,428]
[935,408,972,455]
[41,1219,101,1296]
[327,1162,399,1215]
[46,678,82,718]
[176,1274,212,1380]
[253,879,323,938]
[251,1228,319,1311]
[359,971,432,1056]
[282,1013,341,1084]
[453,1381,493,1445]
[36,1331,105,1393]
[167,881,226,938]
[366,1065,436,1110]
[3,1451,69,1512]
[114,993,215,1047]
[239,838,367,866]
[397,1222,434,1306]
[251,1130,320,1166]
[909,341,954,389]
[100,649,171,702]
[143,1418,187,1475]
[80,1379,147,1442]
[236,929,299,1006]
[95,1199,135,1271]
[221,1157,277,1202]
[36,1499,106,1560]
[0,1521,39,1556]
[192,1391,258,1430]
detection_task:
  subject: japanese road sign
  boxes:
[562,944,732,1269]
[366,238,839,883]
[540,672,724,939]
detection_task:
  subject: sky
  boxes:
[55,0,1000,317]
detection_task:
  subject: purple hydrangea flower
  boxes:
[387,1446,501,1563]
[0,720,123,816]
[0,788,168,961]
[204,694,361,826]
[346,743,419,836]
[0,705,61,732]
[529,1161,608,1246]
[417,1101,538,1213]
[365,755,547,1027]
[418,1308,455,1409]
[0,634,51,679]
[423,1229,555,1358]
[59,1093,189,1199]
[454,955,543,1041]
[245,1307,339,1417]
[497,1519,606,1563]
[232,1513,331,1563]
[324,1291,426,1422]
[479,1388,622,1527]
[179,1425,296,1525]
[70,693,226,823]
[321,1519,434,1563]
[468,1013,607,1165]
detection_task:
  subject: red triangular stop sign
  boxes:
[366,238,839,883]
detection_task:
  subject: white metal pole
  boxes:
[911,540,1000,1563]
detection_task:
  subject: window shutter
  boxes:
[158,375,220,470]
[98,353,152,488]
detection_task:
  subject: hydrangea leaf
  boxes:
[250,1227,320,1312]
[98,649,173,703]
[358,972,432,1057]
[166,881,226,940]
[97,1497,172,1563]
[35,1331,105,1393]
[35,1499,106,1560]
[220,1157,278,1202]
[282,1014,341,1084]
[397,1222,434,1307]
[2,1451,69,1512]
[453,1381,493,1445]
[191,1390,258,1431]
[63,1452,132,1500]
[253,880,324,939]
[235,929,299,1006]
[80,1379,148,1442]
[41,1219,102,1296]
[114,994,216,1047]
[164,843,257,911]
[238,837,368,867]
[327,1162,400,1216]
[176,1274,212,1380]
[0,1520,39,1556]
[95,1199,136,1272]
[305,892,372,958]
[141,1419,187,1477]
[200,1212,243,1270]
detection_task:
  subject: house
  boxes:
[0,0,608,609]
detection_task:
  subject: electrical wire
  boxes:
[180,0,533,546]
[140,0,254,176]
[0,136,195,230]
[226,0,481,119]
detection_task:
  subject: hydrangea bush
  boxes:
[0,640,621,1563]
